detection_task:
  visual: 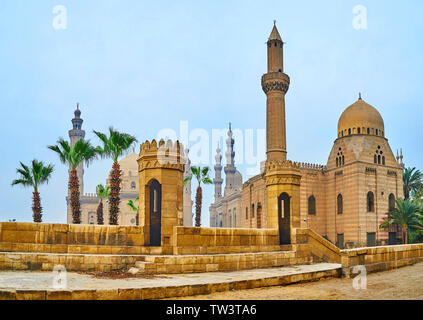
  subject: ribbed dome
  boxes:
[337,98,385,138]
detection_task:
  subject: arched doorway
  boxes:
[149,179,162,246]
[278,193,291,244]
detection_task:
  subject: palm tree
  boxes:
[11,160,54,223]
[93,127,137,225]
[184,166,213,227]
[48,138,99,224]
[127,197,139,226]
[403,167,422,199]
[96,184,109,225]
[380,198,421,244]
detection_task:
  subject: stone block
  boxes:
[16,290,46,300]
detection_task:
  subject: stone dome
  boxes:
[337,98,385,138]
[118,152,138,176]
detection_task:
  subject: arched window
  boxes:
[245,207,248,220]
[336,158,339,167]
[337,194,343,214]
[358,128,361,134]
[376,129,379,135]
[348,128,351,135]
[251,204,255,218]
[382,156,385,165]
[308,195,316,215]
[389,194,396,212]
[378,155,381,164]
[367,191,375,212]
[342,155,345,165]
[374,155,377,164]
[367,128,370,134]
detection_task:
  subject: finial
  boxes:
[273,20,276,26]
[358,92,362,100]
[77,102,79,110]
[229,122,232,131]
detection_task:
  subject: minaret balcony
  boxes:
[261,72,290,94]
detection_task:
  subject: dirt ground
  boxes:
[174,262,423,300]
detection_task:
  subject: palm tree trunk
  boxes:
[109,161,121,225]
[404,226,408,244]
[32,190,42,223]
[195,186,202,227]
[69,168,81,224]
[97,200,104,225]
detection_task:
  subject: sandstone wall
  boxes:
[171,226,281,255]
[293,228,423,276]
[0,222,151,254]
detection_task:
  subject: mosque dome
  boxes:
[337,96,385,138]
[118,152,138,177]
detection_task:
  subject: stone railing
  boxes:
[293,228,423,277]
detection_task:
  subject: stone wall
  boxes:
[293,228,423,276]
[0,222,156,255]
[171,226,281,255]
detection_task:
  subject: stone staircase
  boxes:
[128,246,311,275]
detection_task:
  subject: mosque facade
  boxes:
[210,24,404,248]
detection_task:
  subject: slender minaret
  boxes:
[213,143,223,201]
[183,148,193,226]
[68,103,85,195]
[262,22,290,161]
[399,149,404,169]
[224,123,236,195]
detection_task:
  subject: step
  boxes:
[133,250,312,275]
[0,263,343,300]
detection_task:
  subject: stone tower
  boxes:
[68,103,85,195]
[213,143,223,201]
[262,22,290,161]
[263,23,301,244]
[224,123,236,195]
[183,148,193,226]
[138,139,185,253]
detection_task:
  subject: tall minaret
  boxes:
[224,123,236,195]
[262,22,290,161]
[213,143,223,201]
[68,103,85,195]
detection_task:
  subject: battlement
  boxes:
[138,139,187,172]
[140,139,185,156]
[266,160,326,172]
[298,162,327,171]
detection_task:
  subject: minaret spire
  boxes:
[68,104,86,197]
[213,143,223,201]
[262,22,290,161]
[224,123,236,195]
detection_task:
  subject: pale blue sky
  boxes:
[1,0,422,225]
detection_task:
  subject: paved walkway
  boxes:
[0,263,341,299]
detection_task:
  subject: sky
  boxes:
[1,0,422,225]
